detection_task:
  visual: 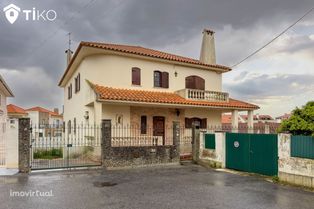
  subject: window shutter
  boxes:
[195,77,205,90]
[78,74,80,91]
[141,116,147,134]
[185,118,192,128]
[185,76,194,89]
[161,72,169,88]
[132,68,141,85]
[201,118,207,129]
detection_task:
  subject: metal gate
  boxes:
[226,133,278,176]
[30,124,102,170]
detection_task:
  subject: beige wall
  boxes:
[63,53,223,124]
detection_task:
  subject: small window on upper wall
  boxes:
[154,71,169,88]
[68,84,72,99]
[132,67,141,85]
[75,74,80,93]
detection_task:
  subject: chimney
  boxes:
[65,49,73,66]
[53,108,59,114]
[199,29,216,64]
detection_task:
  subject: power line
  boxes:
[231,7,314,68]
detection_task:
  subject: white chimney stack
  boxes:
[199,29,216,64]
[65,49,73,66]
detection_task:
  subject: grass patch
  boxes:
[33,148,63,159]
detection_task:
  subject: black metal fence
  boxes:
[30,124,102,170]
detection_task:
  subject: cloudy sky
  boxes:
[0,0,313,116]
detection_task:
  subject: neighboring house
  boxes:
[0,75,14,168]
[222,113,275,124]
[25,106,63,138]
[25,106,63,126]
[59,29,259,142]
[0,75,14,123]
[275,113,291,123]
[7,104,28,119]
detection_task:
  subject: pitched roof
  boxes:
[7,104,27,115]
[59,41,231,86]
[26,106,62,118]
[93,85,259,110]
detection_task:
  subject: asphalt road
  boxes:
[0,164,313,209]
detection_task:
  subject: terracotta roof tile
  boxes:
[81,42,231,71]
[93,85,259,110]
[26,106,62,118]
[7,104,27,114]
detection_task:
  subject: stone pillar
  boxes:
[247,110,254,133]
[231,110,239,133]
[172,121,180,148]
[192,122,200,163]
[18,118,30,173]
[101,119,111,167]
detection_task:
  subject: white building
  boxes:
[59,29,259,141]
[0,75,14,168]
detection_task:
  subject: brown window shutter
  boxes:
[78,73,80,91]
[161,72,169,88]
[201,118,207,129]
[141,116,147,134]
[185,76,195,89]
[132,68,141,85]
[185,118,192,128]
[195,77,205,90]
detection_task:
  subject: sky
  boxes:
[0,0,313,117]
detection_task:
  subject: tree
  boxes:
[278,101,314,136]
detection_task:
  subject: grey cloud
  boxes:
[225,73,314,99]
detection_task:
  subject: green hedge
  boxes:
[33,148,63,159]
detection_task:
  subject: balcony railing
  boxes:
[176,88,229,102]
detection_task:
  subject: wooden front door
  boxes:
[153,116,165,145]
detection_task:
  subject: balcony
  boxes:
[176,88,229,102]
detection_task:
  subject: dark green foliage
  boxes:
[33,148,63,159]
[278,101,314,136]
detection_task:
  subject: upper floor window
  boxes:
[132,67,141,85]
[185,75,205,90]
[75,73,80,93]
[68,84,72,99]
[154,71,169,88]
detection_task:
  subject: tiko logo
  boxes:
[3,4,57,24]
[3,4,20,24]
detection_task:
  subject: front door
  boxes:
[153,116,165,145]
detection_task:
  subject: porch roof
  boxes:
[91,84,259,110]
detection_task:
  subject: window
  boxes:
[68,120,71,134]
[185,117,207,129]
[132,67,141,85]
[185,76,205,90]
[75,74,80,93]
[73,118,76,134]
[154,71,169,88]
[141,116,147,134]
[68,84,72,99]
[154,71,162,87]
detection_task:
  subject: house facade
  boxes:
[0,75,14,168]
[59,29,259,144]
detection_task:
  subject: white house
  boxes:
[0,75,14,168]
[59,29,259,142]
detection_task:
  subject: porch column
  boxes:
[247,110,254,133]
[231,110,238,133]
[94,101,102,125]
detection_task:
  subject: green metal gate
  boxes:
[226,133,278,176]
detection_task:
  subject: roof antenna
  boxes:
[65,32,73,66]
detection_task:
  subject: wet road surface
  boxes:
[0,164,313,209]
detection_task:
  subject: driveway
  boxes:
[0,164,313,209]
